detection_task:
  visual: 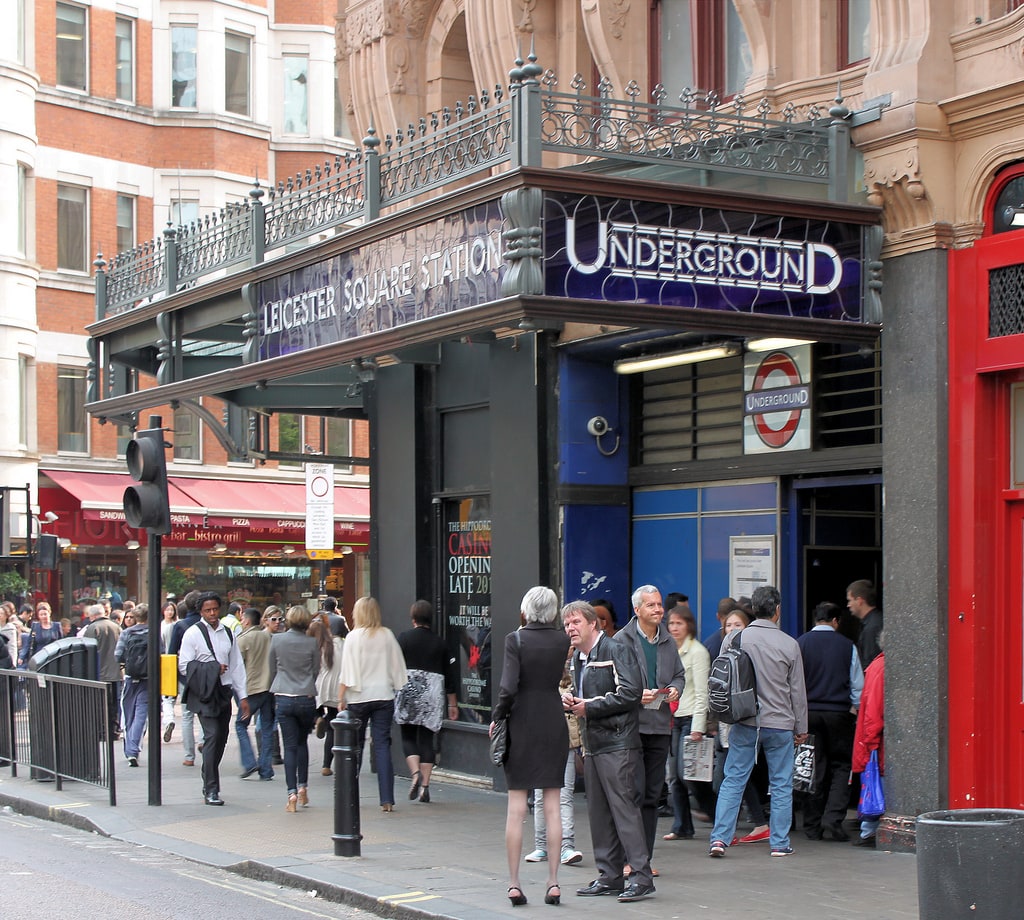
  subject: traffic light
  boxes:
[123,427,171,534]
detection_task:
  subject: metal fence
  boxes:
[0,668,116,805]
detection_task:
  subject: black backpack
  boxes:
[707,629,758,724]
[122,628,149,680]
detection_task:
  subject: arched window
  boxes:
[987,163,1024,235]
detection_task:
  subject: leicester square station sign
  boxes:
[256,193,864,359]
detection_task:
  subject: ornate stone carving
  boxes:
[863,147,937,249]
[608,0,631,40]
[517,0,538,34]
[501,188,544,297]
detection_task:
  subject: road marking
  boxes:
[174,869,339,918]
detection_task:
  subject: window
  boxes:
[17,164,28,257]
[18,356,31,448]
[839,0,871,68]
[171,25,197,107]
[57,184,88,272]
[225,32,251,116]
[173,405,200,461]
[116,194,135,253]
[170,199,199,228]
[17,0,26,65]
[57,366,88,453]
[325,418,351,459]
[56,3,87,91]
[283,55,309,134]
[651,1,751,97]
[278,412,301,467]
[334,72,350,138]
[116,422,133,457]
[116,17,135,102]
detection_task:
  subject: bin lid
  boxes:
[918,808,1024,826]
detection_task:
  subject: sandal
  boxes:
[508,886,527,907]
[544,884,561,906]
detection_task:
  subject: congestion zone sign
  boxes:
[742,347,812,454]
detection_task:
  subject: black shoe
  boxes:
[127,756,138,768]
[419,786,430,803]
[273,755,284,765]
[804,827,823,840]
[409,770,422,800]
[656,805,674,817]
[853,834,877,848]
[576,880,624,897]
[204,793,224,806]
[315,716,328,739]
[240,765,259,779]
[826,822,850,842]
[618,882,655,903]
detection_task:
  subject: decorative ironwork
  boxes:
[264,153,365,250]
[177,200,254,284]
[104,236,168,315]
[990,264,1024,337]
[378,89,512,206]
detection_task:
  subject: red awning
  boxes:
[42,470,369,530]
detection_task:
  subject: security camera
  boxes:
[587,416,610,437]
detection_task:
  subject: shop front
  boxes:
[37,470,369,620]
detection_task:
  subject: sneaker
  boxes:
[561,847,583,866]
[709,840,727,858]
[127,756,138,767]
[163,722,175,743]
[525,849,548,862]
[770,846,795,857]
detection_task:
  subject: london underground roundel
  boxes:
[743,347,812,454]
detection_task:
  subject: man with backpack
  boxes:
[115,604,153,767]
[708,585,808,858]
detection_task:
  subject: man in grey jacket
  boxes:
[709,585,808,858]
[615,585,685,865]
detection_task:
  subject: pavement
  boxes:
[0,716,919,920]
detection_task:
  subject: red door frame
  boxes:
[948,167,1024,807]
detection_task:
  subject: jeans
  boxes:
[534,748,578,850]
[347,699,396,806]
[668,723,694,837]
[711,723,795,850]
[121,678,148,759]
[236,690,276,779]
[276,695,317,794]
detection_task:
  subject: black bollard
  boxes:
[332,710,363,857]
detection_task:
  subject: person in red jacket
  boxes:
[851,649,885,847]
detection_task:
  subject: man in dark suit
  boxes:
[564,601,653,903]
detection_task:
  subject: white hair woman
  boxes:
[491,586,570,907]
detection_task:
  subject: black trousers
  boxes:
[197,692,233,797]
[803,709,856,830]
[637,732,672,858]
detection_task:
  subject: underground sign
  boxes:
[743,350,811,452]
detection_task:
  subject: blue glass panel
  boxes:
[702,481,777,512]
[633,488,698,516]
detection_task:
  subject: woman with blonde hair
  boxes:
[338,596,407,811]
[269,605,321,812]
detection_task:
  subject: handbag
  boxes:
[489,717,509,765]
[858,749,885,817]
[793,733,816,793]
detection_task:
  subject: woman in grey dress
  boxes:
[491,586,570,907]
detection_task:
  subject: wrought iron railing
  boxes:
[0,669,116,806]
[96,55,847,318]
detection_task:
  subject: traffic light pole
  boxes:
[147,532,162,806]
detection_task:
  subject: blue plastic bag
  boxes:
[858,749,885,818]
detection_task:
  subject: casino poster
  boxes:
[743,345,812,454]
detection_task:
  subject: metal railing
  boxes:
[0,669,116,805]
[95,53,845,319]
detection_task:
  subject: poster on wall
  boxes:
[729,535,776,600]
[443,496,492,724]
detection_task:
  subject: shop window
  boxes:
[57,183,88,273]
[650,0,751,97]
[173,405,200,461]
[171,25,198,108]
[116,194,135,253]
[225,32,251,117]
[283,55,309,134]
[56,3,87,91]
[838,0,871,68]
[116,17,135,103]
[57,366,88,454]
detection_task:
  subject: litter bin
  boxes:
[917,808,1024,919]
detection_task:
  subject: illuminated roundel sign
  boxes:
[743,349,812,453]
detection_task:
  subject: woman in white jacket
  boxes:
[310,612,345,775]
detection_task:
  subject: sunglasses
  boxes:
[267,616,284,622]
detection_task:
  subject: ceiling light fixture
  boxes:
[745,337,816,353]
[614,342,742,375]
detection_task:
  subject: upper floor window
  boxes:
[173,405,200,461]
[17,164,29,258]
[57,366,88,454]
[839,0,871,68]
[171,25,198,107]
[651,1,751,98]
[225,32,251,116]
[283,55,309,134]
[116,194,135,253]
[116,17,135,102]
[17,0,26,66]
[18,355,32,449]
[56,3,87,91]
[57,183,88,273]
